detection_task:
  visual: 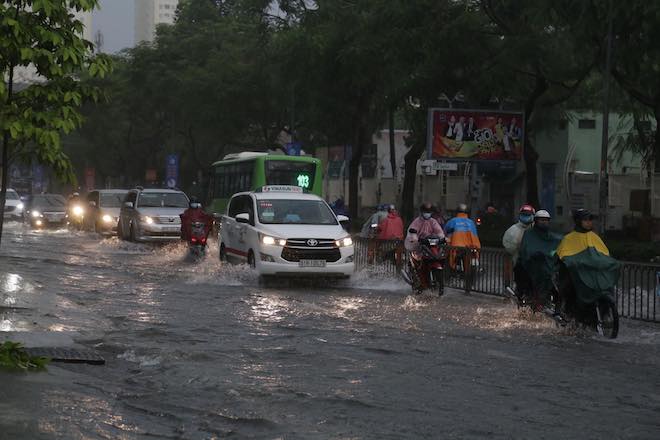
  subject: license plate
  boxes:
[47,215,63,221]
[299,259,326,268]
[165,226,180,232]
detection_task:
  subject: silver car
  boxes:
[84,189,129,236]
[3,188,25,220]
[118,188,189,242]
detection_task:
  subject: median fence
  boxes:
[353,237,660,323]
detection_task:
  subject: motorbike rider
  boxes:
[555,209,611,317]
[378,205,404,267]
[404,202,445,290]
[502,204,536,289]
[444,203,481,270]
[361,204,389,238]
[180,197,213,242]
[517,210,562,308]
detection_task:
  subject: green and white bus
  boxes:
[206,153,323,219]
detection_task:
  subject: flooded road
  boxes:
[1,222,660,439]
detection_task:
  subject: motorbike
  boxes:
[553,255,620,339]
[187,221,209,259]
[448,246,480,293]
[402,231,446,296]
[66,203,85,230]
[507,252,557,315]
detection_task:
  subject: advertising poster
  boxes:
[428,109,524,161]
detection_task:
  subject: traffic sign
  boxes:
[165,154,179,188]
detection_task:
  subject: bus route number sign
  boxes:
[296,173,310,189]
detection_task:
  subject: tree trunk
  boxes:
[0,62,15,248]
[0,131,9,248]
[389,107,397,179]
[401,139,425,224]
[654,106,660,172]
[522,74,548,209]
[348,122,367,225]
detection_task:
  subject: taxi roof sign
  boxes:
[258,185,304,193]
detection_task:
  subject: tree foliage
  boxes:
[0,0,111,246]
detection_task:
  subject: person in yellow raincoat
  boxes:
[556,209,619,318]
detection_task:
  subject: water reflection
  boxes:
[248,295,289,323]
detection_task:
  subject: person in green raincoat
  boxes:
[556,209,621,319]
[517,210,562,308]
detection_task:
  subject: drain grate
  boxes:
[24,347,106,365]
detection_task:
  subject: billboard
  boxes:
[428,109,524,161]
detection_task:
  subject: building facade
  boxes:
[134,0,179,44]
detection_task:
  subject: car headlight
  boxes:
[335,236,353,247]
[32,210,42,218]
[142,216,154,225]
[72,205,84,217]
[102,214,113,223]
[260,234,286,246]
[16,202,24,211]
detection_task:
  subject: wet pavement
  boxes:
[1,222,660,439]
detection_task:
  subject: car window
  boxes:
[137,192,188,208]
[32,194,67,208]
[257,199,337,225]
[6,190,19,200]
[100,192,127,208]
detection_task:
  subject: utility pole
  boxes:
[598,0,614,234]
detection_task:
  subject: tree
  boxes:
[0,0,111,246]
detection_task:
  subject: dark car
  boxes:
[25,194,68,229]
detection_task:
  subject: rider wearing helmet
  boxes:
[180,196,213,241]
[404,202,445,251]
[361,204,389,238]
[444,203,481,248]
[502,204,536,264]
[555,209,612,318]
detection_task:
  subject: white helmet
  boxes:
[535,209,551,219]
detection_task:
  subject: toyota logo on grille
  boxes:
[169,218,175,222]
[306,239,319,247]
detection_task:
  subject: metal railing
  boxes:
[353,237,660,323]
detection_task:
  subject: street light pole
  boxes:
[599,0,614,234]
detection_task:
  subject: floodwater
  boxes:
[1,222,659,439]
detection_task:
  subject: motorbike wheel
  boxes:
[595,298,619,339]
[219,244,228,262]
[432,269,444,296]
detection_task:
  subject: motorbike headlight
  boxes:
[32,210,42,218]
[335,236,353,247]
[142,216,154,225]
[102,214,113,223]
[72,205,84,217]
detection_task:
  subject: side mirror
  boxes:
[236,213,250,224]
[337,215,349,223]
[408,228,418,234]
[124,202,134,209]
[89,201,97,208]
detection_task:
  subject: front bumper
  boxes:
[3,206,23,220]
[256,244,355,277]
[136,222,182,242]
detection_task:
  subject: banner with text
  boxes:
[428,109,524,161]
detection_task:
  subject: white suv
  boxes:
[219,186,354,278]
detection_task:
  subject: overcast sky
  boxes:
[93,0,134,53]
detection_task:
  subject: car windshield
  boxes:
[6,190,19,200]
[257,199,337,225]
[137,192,188,208]
[100,192,128,208]
[32,194,66,208]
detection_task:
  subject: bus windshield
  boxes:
[257,199,337,225]
[265,160,316,190]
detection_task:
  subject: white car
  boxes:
[3,188,25,220]
[219,186,354,278]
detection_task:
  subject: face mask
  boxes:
[519,214,533,225]
[422,212,432,220]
